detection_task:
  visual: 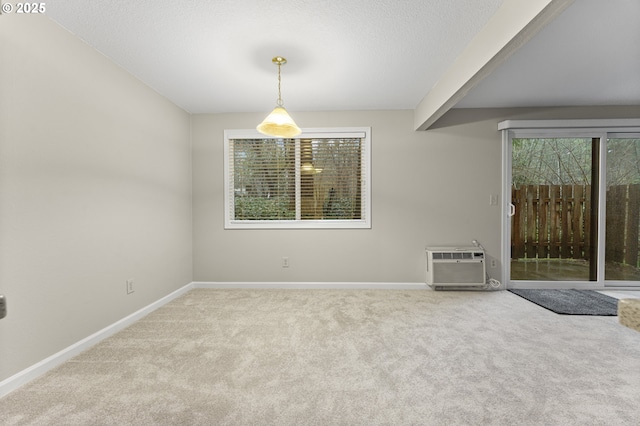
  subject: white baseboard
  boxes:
[192,281,429,290]
[0,282,194,399]
[0,281,430,399]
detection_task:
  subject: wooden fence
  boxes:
[606,184,640,265]
[511,184,640,266]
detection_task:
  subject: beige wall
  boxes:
[0,16,192,381]
[192,105,640,285]
[192,110,504,283]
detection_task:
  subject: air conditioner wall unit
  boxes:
[426,247,486,289]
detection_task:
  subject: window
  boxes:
[224,128,371,229]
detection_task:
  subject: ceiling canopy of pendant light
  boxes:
[257,56,301,138]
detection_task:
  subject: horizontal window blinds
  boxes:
[232,138,295,220]
[299,138,363,220]
[225,128,370,229]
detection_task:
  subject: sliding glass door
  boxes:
[502,121,640,289]
[605,135,640,283]
[510,137,596,282]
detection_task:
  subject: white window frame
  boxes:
[224,127,372,229]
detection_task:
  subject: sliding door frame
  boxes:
[499,119,640,290]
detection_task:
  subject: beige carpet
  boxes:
[2,289,640,425]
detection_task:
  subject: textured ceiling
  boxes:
[457,0,640,108]
[46,0,504,113]
[45,0,639,115]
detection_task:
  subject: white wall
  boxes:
[0,15,192,381]
[192,110,504,283]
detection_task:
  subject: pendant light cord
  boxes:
[277,62,283,107]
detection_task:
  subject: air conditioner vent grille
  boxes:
[425,247,486,288]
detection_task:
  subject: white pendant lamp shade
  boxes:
[257,106,301,138]
[257,56,301,138]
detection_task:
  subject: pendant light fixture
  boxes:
[257,56,301,138]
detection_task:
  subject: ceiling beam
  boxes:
[414,0,575,131]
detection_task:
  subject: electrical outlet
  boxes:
[282,257,289,268]
[126,279,134,294]
[489,194,498,206]
[490,259,497,268]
